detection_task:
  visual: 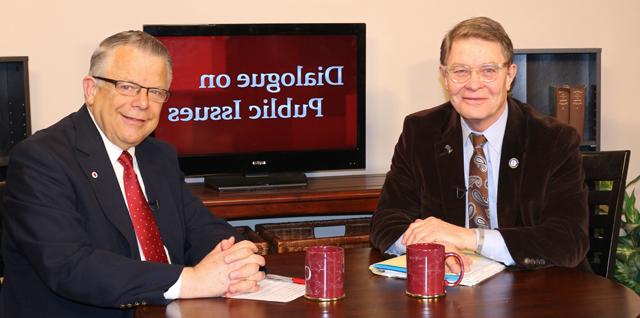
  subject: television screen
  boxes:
[144,24,365,179]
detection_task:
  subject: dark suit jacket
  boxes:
[1,106,240,318]
[371,98,590,269]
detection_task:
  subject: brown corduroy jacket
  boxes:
[371,97,590,270]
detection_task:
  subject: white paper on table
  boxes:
[227,278,306,302]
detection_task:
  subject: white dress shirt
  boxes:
[88,111,182,299]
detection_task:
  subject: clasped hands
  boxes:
[180,236,265,299]
[402,217,476,273]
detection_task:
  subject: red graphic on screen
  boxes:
[154,35,359,156]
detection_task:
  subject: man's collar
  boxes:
[86,107,136,164]
[461,101,509,152]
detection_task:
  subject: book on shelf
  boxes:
[551,85,571,124]
[369,252,506,286]
[568,85,586,141]
[551,84,586,141]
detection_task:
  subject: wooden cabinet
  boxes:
[190,174,385,220]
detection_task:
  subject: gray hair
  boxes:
[440,17,514,66]
[88,30,173,83]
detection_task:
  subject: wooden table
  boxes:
[136,248,640,318]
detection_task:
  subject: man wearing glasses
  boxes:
[371,17,589,272]
[1,31,265,318]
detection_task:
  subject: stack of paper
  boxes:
[227,278,306,302]
[369,253,505,286]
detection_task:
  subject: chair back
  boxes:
[0,180,5,277]
[582,150,630,278]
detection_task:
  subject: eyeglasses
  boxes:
[93,76,170,103]
[442,63,509,84]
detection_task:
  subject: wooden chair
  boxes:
[582,150,630,278]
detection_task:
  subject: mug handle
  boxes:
[443,252,465,286]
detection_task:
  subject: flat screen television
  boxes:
[144,23,366,189]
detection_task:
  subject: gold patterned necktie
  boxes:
[118,151,169,263]
[468,134,490,229]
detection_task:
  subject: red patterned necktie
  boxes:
[118,151,169,263]
[468,134,491,229]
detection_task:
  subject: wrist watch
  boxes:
[475,228,485,254]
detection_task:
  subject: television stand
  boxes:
[204,172,308,191]
[191,174,385,220]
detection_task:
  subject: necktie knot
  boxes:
[470,133,487,149]
[118,151,133,170]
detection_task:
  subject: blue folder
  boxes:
[372,263,460,281]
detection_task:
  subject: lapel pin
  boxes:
[445,145,453,154]
[91,171,98,179]
[508,158,519,169]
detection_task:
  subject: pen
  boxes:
[266,273,305,285]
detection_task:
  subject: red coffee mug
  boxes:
[406,243,464,298]
[304,245,345,301]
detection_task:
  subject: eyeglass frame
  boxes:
[92,76,171,103]
[441,62,510,84]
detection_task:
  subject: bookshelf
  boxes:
[511,48,601,151]
[0,56,31,181]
